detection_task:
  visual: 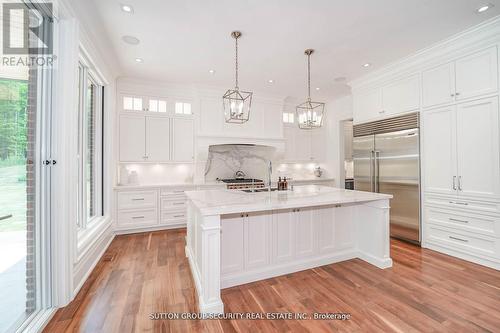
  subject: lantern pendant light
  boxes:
[296,49,325,129]
[223,31,253,124]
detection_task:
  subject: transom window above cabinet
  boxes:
[123,96,143,111]
[283,112,294,124]
[149,99,167,113]
[175,102,192,115]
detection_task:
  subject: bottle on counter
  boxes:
[283,177,288,190]
[278,177,282,190]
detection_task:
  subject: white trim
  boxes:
[76,217,112,261]
[114,223,186,235]
[16,308,57,333]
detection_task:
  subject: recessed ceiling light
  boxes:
[363,63,371,68]
[209,69,215,74]
[477,4,493,13]
[121,4,133,13]
[122,35,140,45]
[315,87,320,91]
[135,58,143,63]
[268,79,274,83]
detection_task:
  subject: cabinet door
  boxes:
[382,74,420,116]
[121,94,145,112]
[422,106,458,196]
[422,62,455,108]
[221,214,244,274]
[353,88,382,124]
[245,212,270,269]
[456,97,500,200]
[295,208,315,258]
[172,118,194,162]
[272,209,295,263]
[295,129,312,161]
[119,114,145,162]
[316,206,335,254]
[283,126,296,161]
[455,47,498,101]
[146,116,170,162]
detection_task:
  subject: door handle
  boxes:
[0,214,13,221]
[458,176,462,191]
[374,151,380,193]
[369,150,375,192]
[452,176,457,190]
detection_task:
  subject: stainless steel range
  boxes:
[220,178,265,190]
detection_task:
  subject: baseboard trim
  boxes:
[114,223,186,235]
[424,241,500,270]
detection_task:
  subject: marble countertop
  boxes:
[185,185,392,216]
[113,178,335,190]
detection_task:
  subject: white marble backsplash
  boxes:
[119,163,194,185]
[205,144,275,181]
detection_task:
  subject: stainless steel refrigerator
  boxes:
[353,113,421,244]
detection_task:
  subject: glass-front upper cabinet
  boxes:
[122,94,144,112]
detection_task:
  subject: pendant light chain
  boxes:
[235,35,239,90]
[307,52,311,101]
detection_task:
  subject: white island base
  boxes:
[185,186,392,314]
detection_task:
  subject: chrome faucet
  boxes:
[268,161,272,191]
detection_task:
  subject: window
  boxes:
[149,98,167,112]
[175,102,192,115]
[77,61,104,228]
[283,112,294,124]
[122,95,143,111]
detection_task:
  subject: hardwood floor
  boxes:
[44,229,500,333]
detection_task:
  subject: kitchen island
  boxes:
[185,185,392,314]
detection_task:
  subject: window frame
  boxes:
[76,54,104,230]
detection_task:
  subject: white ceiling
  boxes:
[93,0,500,100]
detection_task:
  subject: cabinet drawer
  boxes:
[425,194,500,215]
[161,197,187,210]
[425,207,500,238]
[426,224,500,260]
[117,191,157,210]
[160,188,190,196]
[117,209,158,227]
[161,211,187,225]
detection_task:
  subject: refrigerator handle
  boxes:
[374,151,380,193]
[369,151,374,192]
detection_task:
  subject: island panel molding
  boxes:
[185,186,392,314]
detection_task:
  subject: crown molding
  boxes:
[349,15,500,91]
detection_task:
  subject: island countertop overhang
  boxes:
[185,185,392,216]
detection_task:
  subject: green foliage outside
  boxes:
[0,78,28,232]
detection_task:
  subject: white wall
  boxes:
[324,95,353,187]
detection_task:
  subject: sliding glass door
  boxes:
[0,2,53,332]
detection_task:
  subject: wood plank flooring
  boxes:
[44,229,500,333]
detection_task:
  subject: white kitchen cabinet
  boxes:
[422,105,457,196]
[146,116,171,162]
[422,62,455,108]
[121,94,145,112]
[382,74,420,116]
[172,118,194,162]
[295,129,312,162]
[272,209,295,263]
[455,47,498,101]
[311,128,326,161]
[119,114,146,162]
[221,213,245,274]
[456,98,500,201]
[283,126,296,161]
[422,47,498,109]
[422,97,500,201]
[353,87,383,123]
[295,207,315,258]
[245,212,271,269]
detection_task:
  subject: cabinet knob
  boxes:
[455,92,460,96]
[450,93,455,97]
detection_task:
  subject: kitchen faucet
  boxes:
[268,161,272,191]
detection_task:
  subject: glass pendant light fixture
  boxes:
[223,31,253,123]
[296,49,325,129]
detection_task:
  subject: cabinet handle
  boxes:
[458,176,462,191]
[449,218,469,224]
[132,198,145,201]
[240,214,244,218]
[455,92,460,96]
[448,201,468,206]
[449,236,468,242]
[450,93,455,97]
[452,176,457,190]
[173,202,184,205]
[173,215,184,218]
[173,190,184,193]
[132,216,145,219]
[379,110,385,114]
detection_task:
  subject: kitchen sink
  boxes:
[241,188,279,193]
